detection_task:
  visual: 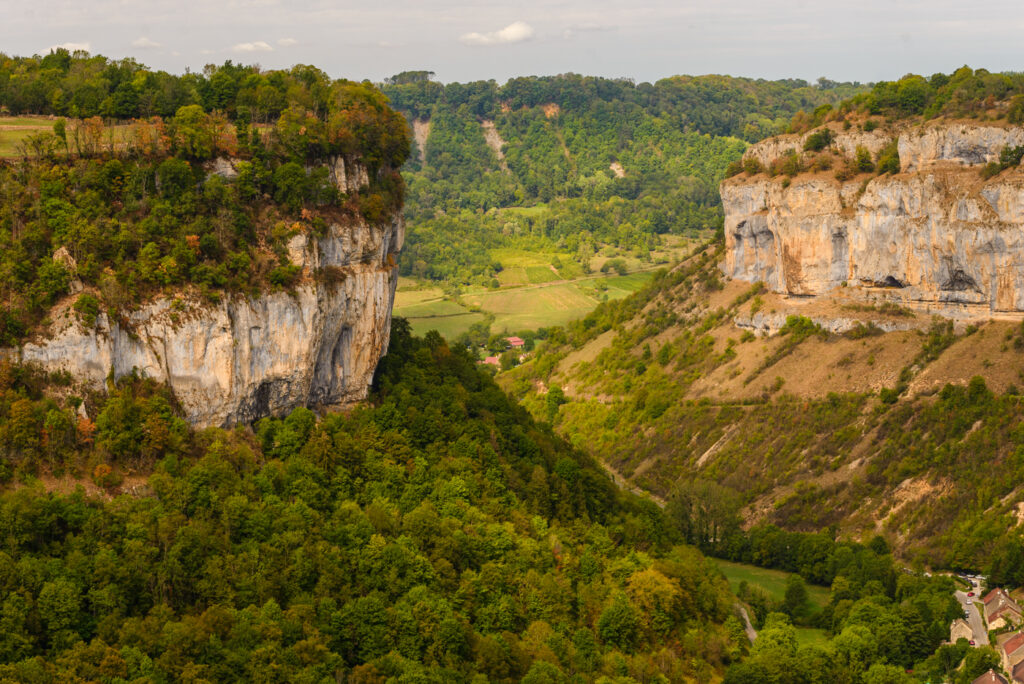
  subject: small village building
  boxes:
[1012,660,1024,684]
[505,336,525,349]
[950,618,973,643]
[973,670,1009,684]
[481,356,500,366]
[1001,632,1024,675]
[985,589,1024,630]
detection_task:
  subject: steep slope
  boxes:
[509,244,1024,568]
[10,163,403,427]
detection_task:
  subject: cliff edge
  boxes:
[5,161,403,428]
[722,121,1024,318]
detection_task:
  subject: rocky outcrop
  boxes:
[723,122,1024,317]
[742,127,894,168]
[899,124,1024,172]
[734,311,920,336]
[9,163,402,428]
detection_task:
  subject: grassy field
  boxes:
[795,627,830,648]
[713,559,831,608]
[392,295,487,339]
[0,116,57,157]
[393,270,657,339]
[0,116,55,127]
[0,117,133,158]
[463,271,654,333]
[393,286,447,308]
[714,559,831,646]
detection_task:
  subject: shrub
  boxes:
[999,145,1024,168]
[92,462,123,490]
[742,157,765,175]
[863,119,879,132]
[73,294,100,328]
[855,145,875,173]
[980,162,1002,180]
[875,140,900,174]
[268,264,301,288]
[803,128,834,152]
[1008,95,1024,124]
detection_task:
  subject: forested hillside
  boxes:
[0,320,751,682]
[380,72,864,285]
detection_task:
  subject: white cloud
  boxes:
[277,37,298,47]
[131,37,162,49]
[48,42,91,54]
[460,21,534,46]
[232,41,273,53]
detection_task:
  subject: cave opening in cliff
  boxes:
[878,276,905,288]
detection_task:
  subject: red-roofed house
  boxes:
[481,356,500,366]
[505,336,525,349]
[986,589,1024,630]
[974,670,1009,684]
[1003,632,1024,674]
[1012,660,1024,684]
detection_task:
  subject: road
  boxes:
[954,583,989,646]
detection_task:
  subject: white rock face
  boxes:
[899,124,1024,172]
[11,209,403,428]
[722,123,1024,317]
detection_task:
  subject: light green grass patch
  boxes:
[0,128,44,156]
[405,313,484,339]
[393,297,485,339]
[713,559,831,609]
[795,627,830,648]
[465,282,600,332]
[394,287,446,308]
[525,266,559,284]
[496,267,529,287]
[0,116,57,127]
[393,299,468,318]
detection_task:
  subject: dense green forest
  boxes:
[0,321,977,682]
[380,73,864,285]
[0,51,1010,681]
[0,321,746,682]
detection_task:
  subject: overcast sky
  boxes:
[6,0,1024,85]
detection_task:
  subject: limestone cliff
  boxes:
[722,122,1024,317]
[7,161,403,428]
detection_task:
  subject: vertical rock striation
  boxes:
[722,123,1024,317]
